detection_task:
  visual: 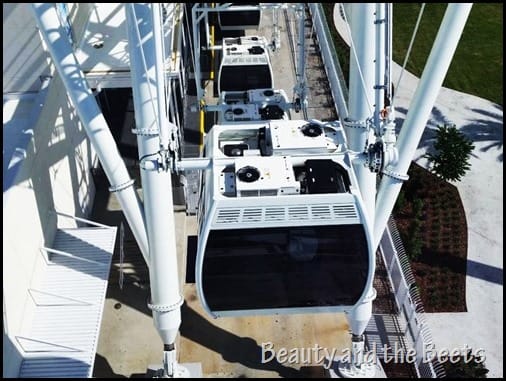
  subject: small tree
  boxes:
[443,350,489,378]
[425,124,475,182]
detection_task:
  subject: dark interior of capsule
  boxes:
[218,3,261,29]
[202,224,369,312]
[219,65,272,92]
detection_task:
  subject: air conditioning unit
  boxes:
[269,120,337,154]
[217,88,290,123]
[222,105,258,122]
[234,156,300,197]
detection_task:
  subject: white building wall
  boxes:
[3,74,99,377]
[3,3,93,93]
[3,3,51,93]
[3,3,99,377]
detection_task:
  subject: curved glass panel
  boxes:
[218,3,261,30]
[219,65,272,93]
[202,224,369,312]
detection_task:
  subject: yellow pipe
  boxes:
[201,4,215,149]
[210,3,215,80]
[210,26,215,80]
[199,108,205,148]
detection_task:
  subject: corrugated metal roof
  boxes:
[18,227,117,378]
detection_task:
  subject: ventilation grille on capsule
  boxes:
[214,203,359,225]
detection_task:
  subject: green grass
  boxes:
[393,3,503,105]
[321,4,351,88]
[322,4,503,106]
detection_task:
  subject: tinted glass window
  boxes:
[219,65,272,92]
[202,224,369,311]
[219,10,261,28]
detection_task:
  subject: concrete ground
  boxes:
[332,5,503,377]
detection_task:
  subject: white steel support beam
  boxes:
[153,3,170,152]
[374,3,386,132]
[294,3,307,116]
[374,4,472,249]
[191,5,204,104]
[339,5,379,377]
[385,4,393,104]
[125,4,186,377]
[345,3,377,225]
[31,3,150,262]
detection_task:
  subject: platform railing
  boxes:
[307,3,349,122]
[380,217,446,378]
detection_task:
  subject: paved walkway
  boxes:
[332,5,503,377]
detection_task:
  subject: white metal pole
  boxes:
[162,4,175,59]
[126,4,186,377]
[385,3,393,104]
[271,6,281,51]
[294,3,307,116]
[346,3,375,149]
[345,3,376,224]
[374,3,386,131]
[345,288,376,369]
[152,3,170,152]
[31,3,150,262]
[374,4,473,249]
[339,5,378,377]
[192,5,204,104]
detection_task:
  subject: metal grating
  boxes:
[216,209,241,223]
[242,208,263,221]
[332,204,358,218]
[288,206,309,220]
[18,226,117,378]
[264,207,286,221]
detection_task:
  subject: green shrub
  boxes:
[425,124,475,182]
[443,350,489,378]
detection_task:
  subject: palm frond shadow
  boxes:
[394,105,503,162]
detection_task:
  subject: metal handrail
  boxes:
[381,217,446,378]
[50,209,113,229]
[307,3,349,122]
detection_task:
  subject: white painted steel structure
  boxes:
[31,3,149,262]
[337,5,380,375]
[25,2,472,378]
[18,225,117,378]
[374,4,473,248]
[125,4,187,377]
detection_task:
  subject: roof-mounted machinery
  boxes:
[211,88,291,124]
